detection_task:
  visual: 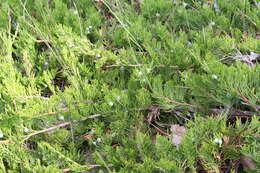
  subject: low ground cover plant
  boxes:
[0,0,259,172]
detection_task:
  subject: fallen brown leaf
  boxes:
[229,52,260,65]
[213,152,221,161]
[83,133,94,140]
[240,155,256,170]
[170,124,186,146]
[223,136,229,145]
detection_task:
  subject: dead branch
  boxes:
[210,108,260,118]
[150,123,170,136]
[142,104,260,121]
[0,114,103,144]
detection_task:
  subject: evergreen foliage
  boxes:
[0,0,259,172]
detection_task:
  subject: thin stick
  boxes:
[150,123,170,136]
[22,122,71,140]
[0,114,103,144]
[210,109,260,117]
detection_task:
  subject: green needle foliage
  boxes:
[0,0,259,172]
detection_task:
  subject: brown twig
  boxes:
[142,104,259,121]
[210,108,260,118]
[150,123,170,136]
[22,121,71,141]
[241,102,260,111]
[0,114,103,144]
